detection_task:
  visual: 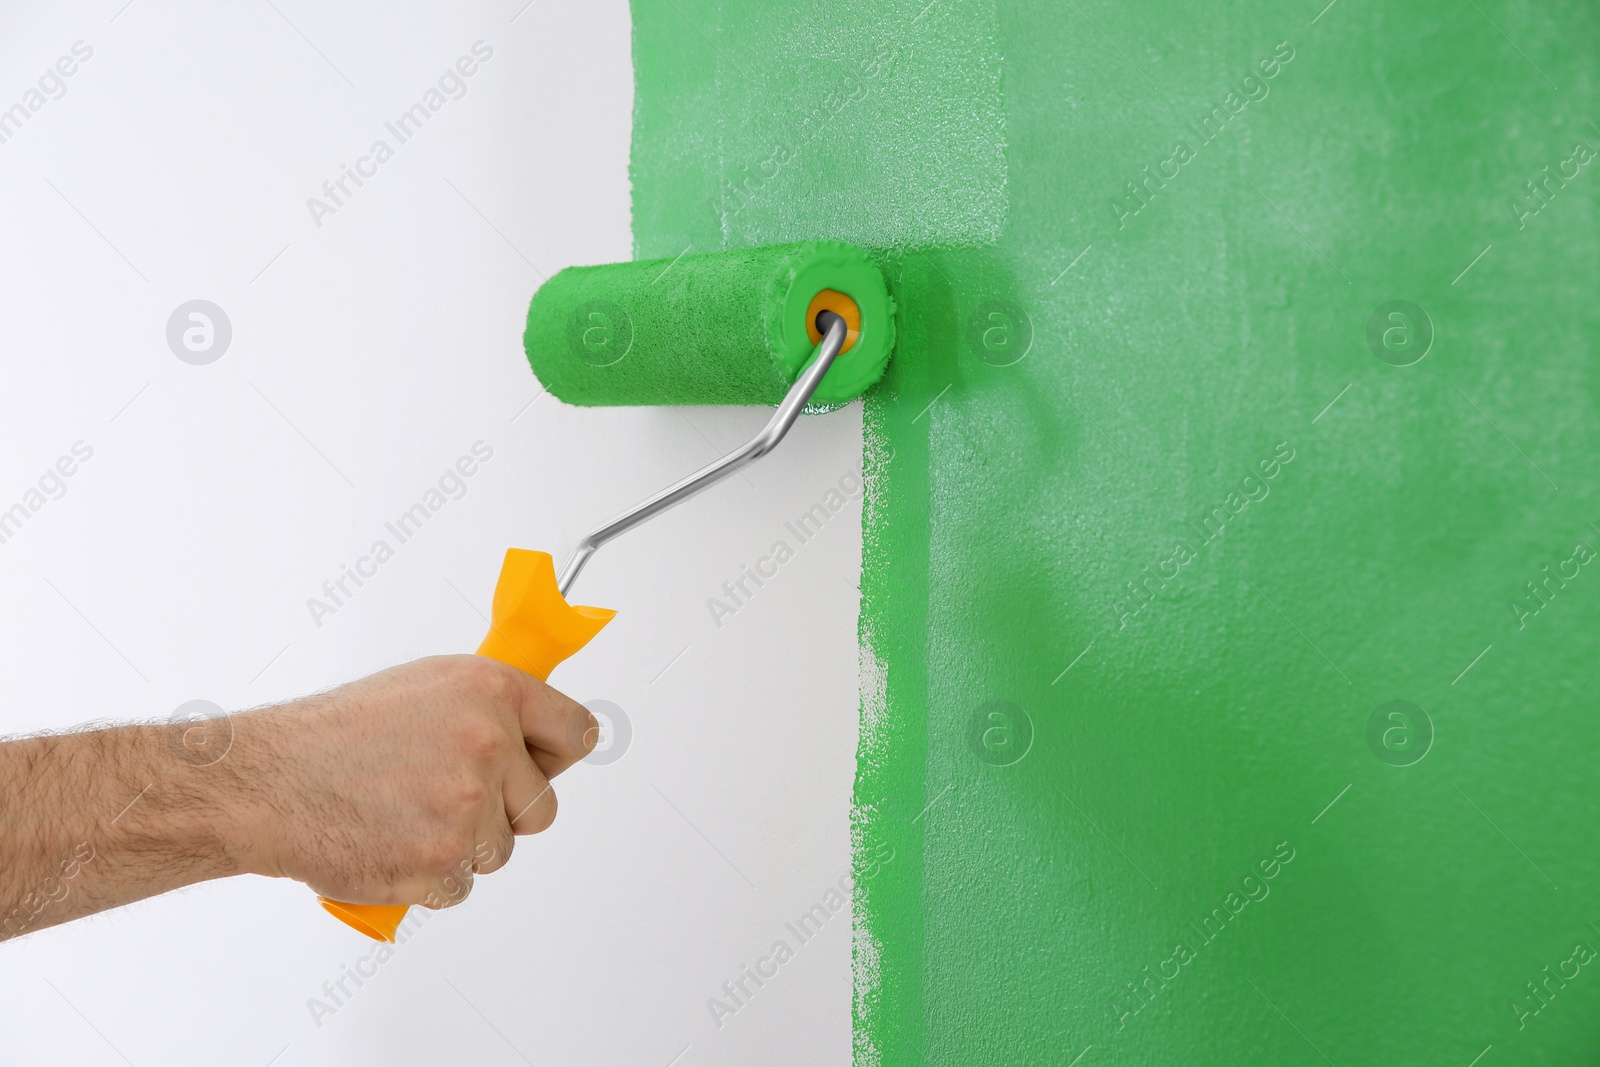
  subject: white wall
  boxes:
[0,3,859,1064]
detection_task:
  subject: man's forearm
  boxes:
[1,656,597,940]
[0,721,261,939]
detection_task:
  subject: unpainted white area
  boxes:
[0,3,859,1064]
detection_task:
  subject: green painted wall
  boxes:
[631,1,1600,1062]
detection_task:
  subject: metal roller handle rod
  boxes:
[556,310,850,597]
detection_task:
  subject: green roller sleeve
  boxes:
[524,240,894,409]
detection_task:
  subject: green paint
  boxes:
[631,0,1600,1062]
[524,241,894,407]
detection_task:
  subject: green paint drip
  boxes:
[632,0,1600,1062]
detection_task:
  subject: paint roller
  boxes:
[320,240,895,941]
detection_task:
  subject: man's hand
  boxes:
[240,656,598,909]
[0,656,598,940]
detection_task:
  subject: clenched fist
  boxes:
[238,656,597,908]
[0,656,598,939]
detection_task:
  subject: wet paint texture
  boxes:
[631,1,1600,1063]
[525,241,895,407]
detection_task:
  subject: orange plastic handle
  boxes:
[318,549,615,942]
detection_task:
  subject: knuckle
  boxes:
[444,771,490,813]
[454,715,505,764]
[461,655,517,705]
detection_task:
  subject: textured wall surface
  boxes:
[632,0,1600,1063]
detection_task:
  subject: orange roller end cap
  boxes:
[805,288,862,354]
